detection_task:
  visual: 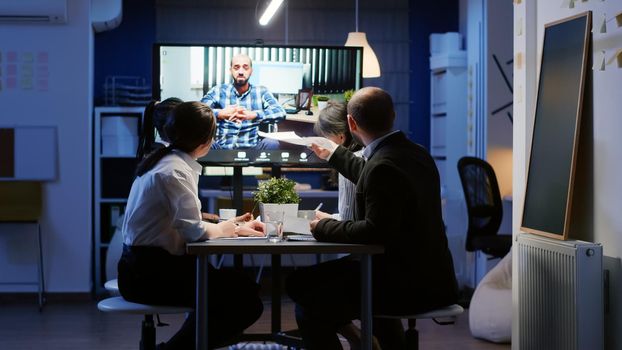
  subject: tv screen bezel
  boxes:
[520,11,591,240]
[151,43,364,167]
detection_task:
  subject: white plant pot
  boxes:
[259,203,299,223]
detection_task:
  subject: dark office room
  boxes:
[1,1,621,349]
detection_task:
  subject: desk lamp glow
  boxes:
[259,0,284,26]
[344,0,381,78]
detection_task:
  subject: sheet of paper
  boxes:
[258,131,300,141]
[284,216,312,235]
[258,131,334,149]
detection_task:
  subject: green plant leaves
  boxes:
[253,177,301,204]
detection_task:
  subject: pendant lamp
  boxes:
[344,0,381,78]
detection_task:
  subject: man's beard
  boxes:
[233,76,248,87]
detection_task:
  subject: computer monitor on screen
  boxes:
[249,61,304,96]
[521,12,591,240]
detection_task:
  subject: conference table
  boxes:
[187,239,384,350]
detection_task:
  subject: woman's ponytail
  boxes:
[136,100,157,160]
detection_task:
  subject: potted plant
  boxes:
[254,177,301,222]
[316,95,330,111]
[343,89,355,103]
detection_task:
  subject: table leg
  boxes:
[196,255,209,350]
[271,254,281,333]
[233,254,245,272]
[360,254,372,350]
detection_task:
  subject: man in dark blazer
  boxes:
[286,87,459,349]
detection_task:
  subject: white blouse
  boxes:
[122,149,208,255]
[335,149,364,221]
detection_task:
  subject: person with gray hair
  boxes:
[313,100,362,222]
[313,100,369,348]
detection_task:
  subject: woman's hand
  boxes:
[205,216,264,239]
[310,139,338,160]
[234,212,253,222]
[214,220,236,238]
[236,219,266,237]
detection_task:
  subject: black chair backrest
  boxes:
[457,157,503,252]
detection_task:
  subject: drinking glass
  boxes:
[265,211,284,243]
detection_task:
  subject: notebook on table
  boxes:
[286,234,316,242]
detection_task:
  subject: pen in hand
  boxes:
[314,203,323,211]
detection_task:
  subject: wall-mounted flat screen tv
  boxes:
[153,44,363,166]
[521,12,591,240]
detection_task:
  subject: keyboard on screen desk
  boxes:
[286,234,316,242]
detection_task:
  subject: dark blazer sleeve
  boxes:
[314,162,405,244]
[328,145,366,185]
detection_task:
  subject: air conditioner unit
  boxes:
[0,0,67,24]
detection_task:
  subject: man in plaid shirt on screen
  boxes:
[201,53,286,150]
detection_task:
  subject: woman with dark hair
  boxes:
[119,101,265,350]
[313,100,363,221]
[137,97,223,222]
[136,97,184,160]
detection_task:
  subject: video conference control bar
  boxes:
[198,149,326,166]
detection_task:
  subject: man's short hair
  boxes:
[347,87,395,134]
[230,53,253,68]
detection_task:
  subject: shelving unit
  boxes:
[93,106,143,294]
[430,33,468,197]
[429,33,469,287]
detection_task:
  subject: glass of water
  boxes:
[265,211,284,243]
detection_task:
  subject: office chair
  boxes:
[457,157,512,283]
[103,218,124,296]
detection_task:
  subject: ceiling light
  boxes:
[259,0,284,26]
[344,0,381,78]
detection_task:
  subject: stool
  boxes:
[0,181,45,310]
[376,304,464,350]
[97,296,193,350]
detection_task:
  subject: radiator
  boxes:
[517,234,603,350]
